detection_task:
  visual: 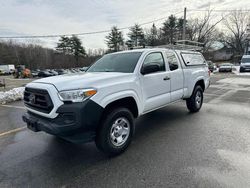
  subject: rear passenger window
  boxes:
[143,52,165,72]
[166,51,179,71]
[181,53,205,66]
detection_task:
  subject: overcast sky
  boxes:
[0,0,249,50]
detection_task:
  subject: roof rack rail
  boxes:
[130,40,204,52]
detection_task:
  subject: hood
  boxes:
[220,64,232,68]
[32,72,134,91]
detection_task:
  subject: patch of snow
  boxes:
[0,87,25,104]
[233,66,250,76]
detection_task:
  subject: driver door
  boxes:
[140,52,171,113]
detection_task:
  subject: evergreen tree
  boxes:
[145,24,159,46]
[69,35,87,63]
[105,26,124,52]
[162,15,177,44]
[56,35,86,63]
[126,24,145,48]
[56,36,71,54]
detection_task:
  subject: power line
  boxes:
[1,9,247,39]
[0,11,184,39]
[188,9,250,12]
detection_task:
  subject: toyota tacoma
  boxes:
[22,48,210,155]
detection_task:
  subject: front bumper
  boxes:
[219,68,232,72]
[240,67,250,72]
[22,99,104,143]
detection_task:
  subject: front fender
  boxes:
[91,90,143,115]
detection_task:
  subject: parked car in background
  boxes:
[219,63,233,72]
[55,69,67,75]
[31,70,39,77]
[80,67,88,72]
[38,70,54,77]
[69,68,77,73]
[0,64,15,75]
[47,70,58,76]
[240,55,250,72]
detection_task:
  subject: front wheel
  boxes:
[95,107,134,156]
[186,85,204,113]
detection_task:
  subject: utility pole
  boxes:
[246,24,250,55]
[182,7,187,42]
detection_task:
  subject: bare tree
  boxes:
[186,10,223,50]
[223,10,250,55]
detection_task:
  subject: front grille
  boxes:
[24,87,54,114]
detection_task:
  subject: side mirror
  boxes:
[141,64,160,75]
[169,64,178,71]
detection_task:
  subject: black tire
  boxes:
[95,107,134,156]
[240,68,244,73]
[186,85,203,113]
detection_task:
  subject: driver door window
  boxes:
[142,52,165,73]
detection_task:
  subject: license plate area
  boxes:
[26,118,39,132]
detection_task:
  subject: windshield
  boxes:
[242,58,250,63]
[87,52,142,73]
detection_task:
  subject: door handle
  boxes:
[163,76,171,81]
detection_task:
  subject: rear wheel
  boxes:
[186,85,203,113]
[95,107,134,156]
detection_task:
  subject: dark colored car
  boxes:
[219,63,233,72]
[31,69,40,77]
[47,70,58,76]
[31,70,39,77]
[38,70,54,77]
[80,67,88,72]
[55,69,67,75]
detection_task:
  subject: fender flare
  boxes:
[98,90,142,115]
[189,77,205,96]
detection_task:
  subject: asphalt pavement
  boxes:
[0,73,250,188]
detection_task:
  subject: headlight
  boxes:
[58,89,97,102]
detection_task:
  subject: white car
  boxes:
[22,48,210,155]
[240,55,250,72]
[219,63,233,72]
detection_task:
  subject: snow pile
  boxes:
[0,87,25,104]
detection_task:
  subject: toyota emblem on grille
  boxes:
[29,93,36,104]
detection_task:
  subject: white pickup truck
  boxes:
[22,48,210,155]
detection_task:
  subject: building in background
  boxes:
[204,42,233,62]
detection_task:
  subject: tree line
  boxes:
[105,10,250,57]
[0,10,249,70]
[0,39,101,70]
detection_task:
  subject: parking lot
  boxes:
[0,73,250,187]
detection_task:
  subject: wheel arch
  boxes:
[103,96,139,118]
[186,78,205,98]
[194,79,205,91]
